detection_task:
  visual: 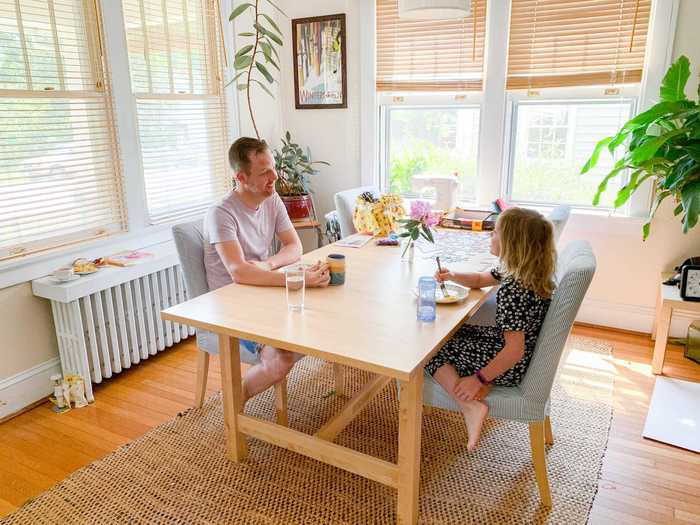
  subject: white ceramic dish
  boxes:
[74,268,100,275]
[414,282,469,304]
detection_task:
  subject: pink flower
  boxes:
[425,212,441,227]
[410,200,431,221]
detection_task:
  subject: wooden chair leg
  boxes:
[194,349,210,408]
[529,421,552,507]
[333,363,346,397]
[544,416,554,445]
[274,378,289,427]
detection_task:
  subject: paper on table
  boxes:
[335,233,373,248]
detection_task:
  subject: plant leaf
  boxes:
[234,54,252,70]
[235,44,254,58]
[629,128,688,164]
[255,61,274,83]
[581,137,612,174]
[411,229,419,241]
[255,23,283,46]
[223,70,246,88]
[681,179,700,232]
[592,163,627,205]
[229,3,253,21]
[251,78,274,98]
[261,13,283,36]
[238,32,255,37]
[660,55,690,102]
[643,190,671,240]
[259,41,279,70]
[237,83,247,91]
[674,203,684,216]
[264,0,288,17]
[421,224,435,243]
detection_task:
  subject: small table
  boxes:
[162,237,495,524]
[292,218,324,248]
[651,273,700,374]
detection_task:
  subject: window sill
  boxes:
[0,224,177,290]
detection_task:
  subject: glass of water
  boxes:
[285,265,305,311]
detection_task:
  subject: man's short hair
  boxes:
[228,137,269,172]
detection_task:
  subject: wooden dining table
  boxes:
[161,236,495,524]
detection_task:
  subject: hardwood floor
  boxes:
[1,325,699,523]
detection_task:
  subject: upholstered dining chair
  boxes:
[172,220,347,426]
[421,240,596,506]
[333,185,380,238]
[468,204,572,327]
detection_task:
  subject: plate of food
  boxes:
[72,258,100,275]
[414,282,469,304]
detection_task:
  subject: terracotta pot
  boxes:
[281,194,312,220]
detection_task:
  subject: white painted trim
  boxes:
[220,0,242,142]
[360,0,378,187]
[0,225,175,290]
[628,0,680,218]
[578,297,696,338]
[0,358,61,420]
[100,0,149,231]
[476,0,510,207]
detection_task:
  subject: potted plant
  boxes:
[582,55,700,239]
[229,1,285,139]
[274,131,330,220]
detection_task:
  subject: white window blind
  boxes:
[376,0,487,92]
[507,0,652,89]
[122,0,230,225]
[0,0,125,261]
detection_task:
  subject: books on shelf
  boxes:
[440,208,497,231]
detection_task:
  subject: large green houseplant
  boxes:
[273,131,330,220]
[228,1,285,139]
[582,55,700,239]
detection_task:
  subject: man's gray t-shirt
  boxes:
[203,190,294,290]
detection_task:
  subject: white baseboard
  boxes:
[578,298,698,338]
[0,358,61,420]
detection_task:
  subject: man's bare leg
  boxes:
[432,364,489,451]
[241,345,303,403]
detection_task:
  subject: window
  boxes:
[383,103,480,202]
[122,0,229,224]
[0,0,125,260]
[508,99,635,207]
[375,0,657,213]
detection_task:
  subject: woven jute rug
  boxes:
[2,336,614,525]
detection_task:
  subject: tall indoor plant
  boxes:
[274,131,330,220]
[228,1,285,139]
[582,55,700,239]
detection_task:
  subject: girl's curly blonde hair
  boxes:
[497,207,557,298]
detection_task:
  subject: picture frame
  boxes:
[292,13,347,109]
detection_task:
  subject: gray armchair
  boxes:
[333,185,380,238]
[421,240,596,506]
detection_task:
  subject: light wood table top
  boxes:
[162,240,494,381]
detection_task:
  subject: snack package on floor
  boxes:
[352,193,405,237]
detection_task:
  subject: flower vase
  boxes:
[401,239,415,262]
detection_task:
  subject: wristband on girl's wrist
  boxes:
[475,370,492,385]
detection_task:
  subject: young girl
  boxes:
[426,207,556,451]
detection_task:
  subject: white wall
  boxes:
[277,0,362,219]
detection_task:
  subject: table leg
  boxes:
[397,371,424,525]
[651,286,663,341]
[218,334,248,461]
[652,304,672,375]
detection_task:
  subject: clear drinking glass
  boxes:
[285,265,305,311]
[417,276,437,322]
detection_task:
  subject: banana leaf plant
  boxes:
[228,0,285,139]
[581,55,700,239]
[273,131,330,196]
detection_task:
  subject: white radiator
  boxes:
[32,244,193,402]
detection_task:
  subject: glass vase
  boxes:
[401,238,415,262]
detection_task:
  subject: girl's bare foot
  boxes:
[460,400,489,451]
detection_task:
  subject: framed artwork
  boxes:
[292,14,347,109]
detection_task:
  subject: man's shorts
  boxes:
[240,339,264,356]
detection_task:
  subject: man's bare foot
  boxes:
[460,400,488,451]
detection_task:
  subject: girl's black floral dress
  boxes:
[425,268,552,386]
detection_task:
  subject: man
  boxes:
[204,136,330,404]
